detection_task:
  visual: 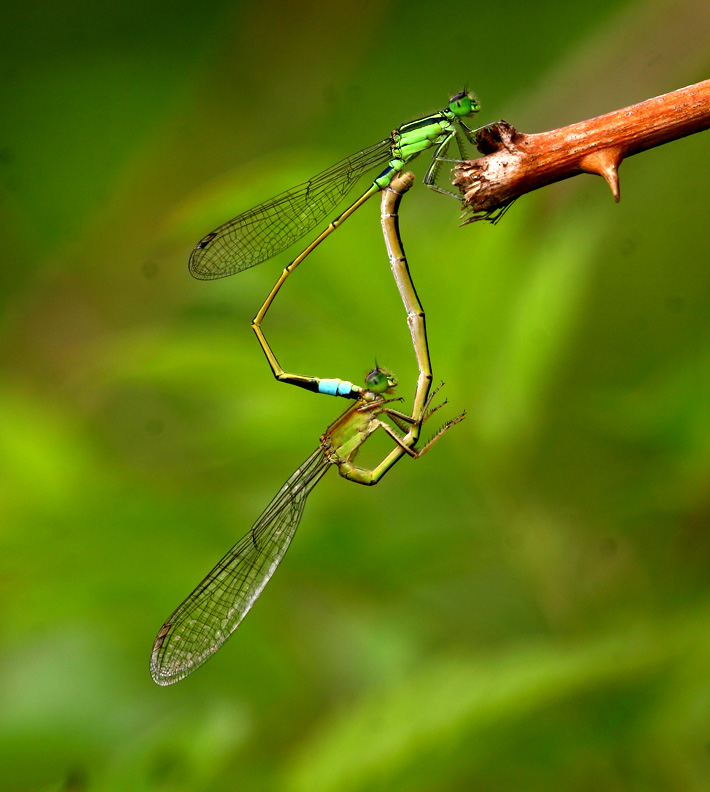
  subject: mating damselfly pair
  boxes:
[150,91,479,684]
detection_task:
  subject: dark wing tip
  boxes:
[195,231,218,250]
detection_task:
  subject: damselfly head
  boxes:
[365,365,397,394]
[449,88,480,119]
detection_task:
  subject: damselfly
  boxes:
[188,90,480,280]
[151,173,463,684]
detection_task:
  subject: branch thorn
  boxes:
[578,147,623,202]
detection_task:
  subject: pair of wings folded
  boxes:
[150,448,330,685]
[188,139,393,280]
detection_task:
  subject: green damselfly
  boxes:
[151,173,462,684]
[188,90,480,280]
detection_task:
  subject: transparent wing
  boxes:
[150,447,330,685]
[188,138,392,280]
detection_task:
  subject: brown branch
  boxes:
[454,79,710,224]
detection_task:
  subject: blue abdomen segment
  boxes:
[318,378,355,397]
[374,164,399,189]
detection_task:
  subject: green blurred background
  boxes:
[2,0,710,789]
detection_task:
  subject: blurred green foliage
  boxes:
[1,0,710,790]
